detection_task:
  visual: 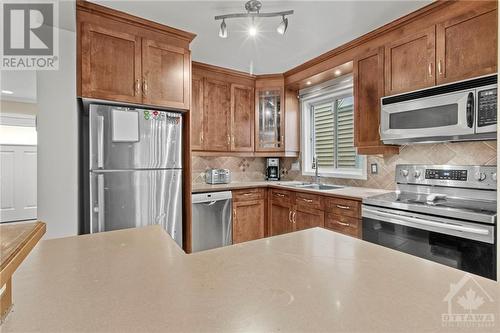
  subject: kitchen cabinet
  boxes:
[325,214,360,238]
[203,78,231,151]
[436,8,497,84]
[80,22,143,104]
[142,39,190,109]
[231,84,255,152]
[77,1,194,109]
[353,47,399,155]
[191,75,204,151]
[384,26,436,96]
[233,188,266,244]
[255,85,285,152]
[294,207,324,231]
[268,189,293,236]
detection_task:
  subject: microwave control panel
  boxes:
[425,169,467,181]
[477,88,497,127]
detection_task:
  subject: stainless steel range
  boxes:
[362,164,497,280]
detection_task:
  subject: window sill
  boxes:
[302,170,367,181]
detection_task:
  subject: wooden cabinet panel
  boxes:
[354,47,399,155]
[233,188,265,202]
[385,26,436,95]
[231,84,255,152]
[325,213,360,238]
[269,189,292,206]
[294,207,324,232]
[325,197,361,219]
[255,83,285,152]
[233,199,265,244]
[295,192,323,210]
[436,8,497,84]
[81,22,142,103]
[191,75,204,151]
[204,78,231,151]
[142,39,190,109]
[269,202,292,237]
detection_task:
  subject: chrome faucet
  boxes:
[314,154,320,185]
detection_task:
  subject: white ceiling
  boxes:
[94,0,431,74]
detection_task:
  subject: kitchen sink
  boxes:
[283,183,344,190]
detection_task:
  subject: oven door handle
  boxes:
[363,208,489,236]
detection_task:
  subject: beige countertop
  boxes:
[192,181,391,200]
[3,225,499,332]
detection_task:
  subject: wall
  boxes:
[281,141,497,190]
[0,100,38,116]
[192,156,266,184]
[36,2,78,239]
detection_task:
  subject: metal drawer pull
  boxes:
[301,198,313,203]
[274,193,285,197]
[242,193,253,196]
[336,221,350,227]
[336,204,350,210]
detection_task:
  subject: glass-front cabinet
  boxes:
[255,87,284,151]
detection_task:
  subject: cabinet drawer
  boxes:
[233,188,265,202]
[295,192,323,210]
[325,197,360,218]
[325,214,360,238]
[270,189,292,205]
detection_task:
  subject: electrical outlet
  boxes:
[371,163,378,174]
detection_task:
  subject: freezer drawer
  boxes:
[89,104,182,170]
[90,169,182,247]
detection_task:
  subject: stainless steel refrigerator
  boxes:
[81,102,182,247]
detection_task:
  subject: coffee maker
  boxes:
[266,158,280,181]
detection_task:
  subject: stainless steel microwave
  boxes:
[380,75,497,144]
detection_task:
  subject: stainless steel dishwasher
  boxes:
[191,191,232,252]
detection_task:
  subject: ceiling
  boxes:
[94,0,431,75]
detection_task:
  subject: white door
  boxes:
[0,145,37,222]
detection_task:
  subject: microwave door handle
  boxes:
[466,92,474,128]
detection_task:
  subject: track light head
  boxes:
[219,19,228,38]
[277,16,288,35]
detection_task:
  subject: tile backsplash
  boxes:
[192,141,497,190]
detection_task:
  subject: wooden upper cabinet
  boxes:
[255,87,285,152]
[354,47,399,155]
[81,22,142,103]
[142,39,190,109]
[231,84,255,152]
[204,78,231,151]
[436,8,497,84]
[384,26,436,95]
[191,75,204,151]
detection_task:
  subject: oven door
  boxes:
[362,205,496,280]
[380,89,475,143]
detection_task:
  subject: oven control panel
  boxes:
[478,88,497,127]
[425,169,467,181]
[396,165,497,190]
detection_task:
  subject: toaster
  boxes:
[205,169,231,184]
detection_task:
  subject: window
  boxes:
[301,77,366,179]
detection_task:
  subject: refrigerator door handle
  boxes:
[97,174,105,232]
[97,115,104,169]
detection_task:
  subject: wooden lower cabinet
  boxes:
[325,213,360,238]
[233,199,265,244]
[269,201,293,236]
[294,206,324,231]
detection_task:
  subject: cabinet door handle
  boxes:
[288,210,293,223]
[142,79,148,96]
[336,204,350,210]
[428,63,433,78]
[438,60,443,75]
[200,131,204,143]
[242,193,253,196]
[292,211,296,223]
[301,198,313,203]
[227,134,231,145]
[134,79,140,96]
[274,193,285,198]
[336,221,350,227]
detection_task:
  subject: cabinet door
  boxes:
[385,26,436,95]
[233,199,265,244]
[204,78,231,151]
[294,206,324,232]
[231,84,255,152]
[269,202,292,236]
[142,39,190,109]
[81,22,142,103]
[255,87,285,152]
[325,213,360,238]
[191,75,204,151]
[436,8,497,84]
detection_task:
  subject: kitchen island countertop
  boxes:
[3,225,499,332]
